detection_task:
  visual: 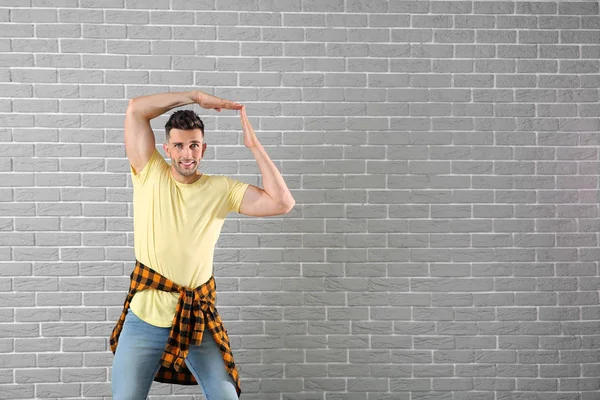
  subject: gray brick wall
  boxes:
[1,1,600,399]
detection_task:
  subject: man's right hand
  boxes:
[195,91,243,112]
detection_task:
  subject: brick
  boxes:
[0,4,598,395]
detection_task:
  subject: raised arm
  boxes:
[238,106,295,217]
[124,90,242,174]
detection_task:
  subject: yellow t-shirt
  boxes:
[128,148,249,327]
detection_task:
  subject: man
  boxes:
[109,90,295,400]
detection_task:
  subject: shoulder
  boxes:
[130,148,169,186]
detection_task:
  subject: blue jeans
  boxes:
[111,310,238,400]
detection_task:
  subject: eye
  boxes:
[192,144,199,148]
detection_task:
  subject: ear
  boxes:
[202,142,207,156]
[162,143,169,156]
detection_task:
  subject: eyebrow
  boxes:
[173,141,202,145]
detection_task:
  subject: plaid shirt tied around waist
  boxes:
[109,260,241,397]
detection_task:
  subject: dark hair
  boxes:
[165,110,204,141]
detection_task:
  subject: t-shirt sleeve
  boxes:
[130,148,165,187]
[225,176,250,214]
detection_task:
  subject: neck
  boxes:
[170,166,202,184]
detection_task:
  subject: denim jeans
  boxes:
[111,309,238,400]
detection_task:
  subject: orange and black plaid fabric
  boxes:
[109,260,241,397]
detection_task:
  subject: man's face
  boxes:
[164,128,207,177]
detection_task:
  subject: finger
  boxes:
[240,107,249,127]
[244,108,253,128]
[243,115,253,133]
[222,98,242,110]
[240,110,247,129]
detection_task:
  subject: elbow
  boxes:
[126,98,138,115]
[280,198,295,214]
[125,98,149,121]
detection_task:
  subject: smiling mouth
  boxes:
[180,161,195,168]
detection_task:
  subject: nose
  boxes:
[182,147,193,159]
